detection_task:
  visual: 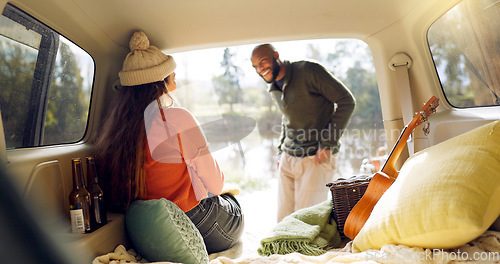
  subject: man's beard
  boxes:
[264,58,281,83]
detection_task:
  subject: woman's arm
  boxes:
[165,108,224,198]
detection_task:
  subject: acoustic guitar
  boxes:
[343,96,439,240]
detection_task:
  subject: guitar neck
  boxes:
[380,96,438,178]
[380,126,411,179]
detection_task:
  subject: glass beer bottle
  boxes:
[86,156,107,229]
[69,158,92,233]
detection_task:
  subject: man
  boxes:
[251,43,355,221]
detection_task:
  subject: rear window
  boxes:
[0,4,94,149]
[427,0,500,108]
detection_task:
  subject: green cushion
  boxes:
[352,120,500,252]
[125,198,208,264]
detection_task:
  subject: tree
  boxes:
[43,42,87,144]
[0,39,37,148]
[323,41,382,129]
[212,48,243,112]
[343,61,382,129]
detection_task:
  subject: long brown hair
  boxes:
[95,79,169,212]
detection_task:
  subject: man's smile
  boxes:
[260,69,271,78]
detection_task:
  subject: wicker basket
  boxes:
[326,175,371,238]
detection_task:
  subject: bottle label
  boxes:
[70,209,85,233]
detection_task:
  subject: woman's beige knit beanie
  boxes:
[119,31,176,86]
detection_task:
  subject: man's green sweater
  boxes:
[269,60,355,157]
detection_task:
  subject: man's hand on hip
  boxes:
[312,148,331,164]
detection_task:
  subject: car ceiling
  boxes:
[67,0,435,52]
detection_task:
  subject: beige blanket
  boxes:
[94,231,500,264]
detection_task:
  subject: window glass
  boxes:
[0,16,38,148]
[428,0,500,107]
[172,39,384,191]
[0,5,94,148]
[43,37,93,145]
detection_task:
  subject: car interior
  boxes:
[0,0,499,263]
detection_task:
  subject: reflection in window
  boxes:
[428,0,500,107]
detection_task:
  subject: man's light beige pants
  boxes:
[277,152,338,222]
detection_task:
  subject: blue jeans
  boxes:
[185,194,244,254]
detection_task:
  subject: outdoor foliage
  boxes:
[0,36,90,148]
[43,42,89,145]
[0,39,37,148]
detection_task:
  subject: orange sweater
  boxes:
[143,104,224,212]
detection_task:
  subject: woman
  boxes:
[95,31,244,254]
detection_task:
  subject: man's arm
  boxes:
[310,62,356,153]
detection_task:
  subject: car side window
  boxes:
[0,4,94,149]
[427,0,500,108]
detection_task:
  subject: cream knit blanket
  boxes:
[94,230,500,264]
